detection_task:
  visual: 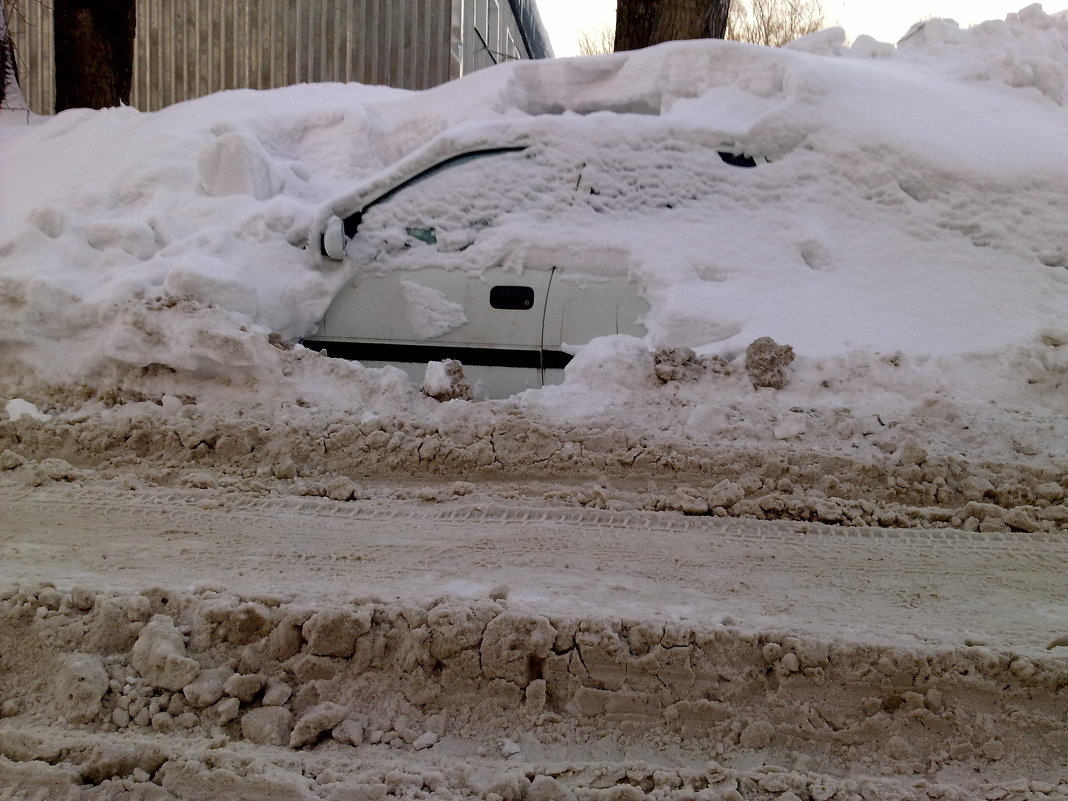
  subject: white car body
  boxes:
[305,139,761,397]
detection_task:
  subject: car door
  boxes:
[542,272,649,386]
[308,266,553,396]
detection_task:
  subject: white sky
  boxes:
[536,0,1051,56]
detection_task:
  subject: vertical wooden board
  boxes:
[334,0,345,83]
[417,0,431,89]
[13,0,56,113]
[314,0,325,84]
[462,0,475,75]
[306,0,316,83]
[361,0,376,85]
[220,0,229,89]
[208,0,219,94]
[229,0,237,89]
[304,0,315,83]
[250,0,261,89]
[401,0,412,85]
[379,0,393,86]
[449,0,463,81]
[193,0,202,97]
[165,2,176,107]
[342,0,353,82]
[132,1,145,108]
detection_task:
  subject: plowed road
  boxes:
[2,482,1066,653]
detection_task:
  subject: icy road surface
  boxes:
[3,479,1065,655]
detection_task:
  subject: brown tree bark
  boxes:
[54,0,136,112]
[615,0,731,52]
[0,0,19,107]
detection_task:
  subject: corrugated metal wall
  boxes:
[8,0,543,115]
[6,0,52,114]
[132,0,452,110]
[456,0,523,75]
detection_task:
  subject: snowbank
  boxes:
[0,4,1066,423]
[2,581,1065,798]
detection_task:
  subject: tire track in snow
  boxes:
[2,481,1066,652]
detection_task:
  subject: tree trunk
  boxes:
[54,0,136,112]
[615,0,731,52]
[0,0,21,108]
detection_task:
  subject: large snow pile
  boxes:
[1,4,1067,435]
[2,9,1068,798]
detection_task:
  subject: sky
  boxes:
[535,0,1053,55]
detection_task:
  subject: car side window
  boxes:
[359,150,531,253]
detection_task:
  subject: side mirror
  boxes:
[320,216,347,260]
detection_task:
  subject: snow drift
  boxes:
[1,4,1067,418]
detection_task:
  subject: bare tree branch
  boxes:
[727,0,824,47]
[578,24,615,56]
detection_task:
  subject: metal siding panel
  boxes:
[11,0,54,114]
[406,0,420,89]
[364,0,377,85]
[305,0,313,83]
[166,3,176,106]
[488,0,499,63]
[339,0,348,83]
[381,0,395,86]
[294,0,303,84]
[8,0,480,114]
[449,0,463,81]
[463,0,476,75]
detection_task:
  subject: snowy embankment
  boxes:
[1,5,1067,422]
[1,5,1068,800]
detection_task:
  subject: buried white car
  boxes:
[303,134,765,397]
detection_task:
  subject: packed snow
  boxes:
[1,4,1068,799]
[3,5,1068,412]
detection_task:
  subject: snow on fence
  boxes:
[8,0,546,115]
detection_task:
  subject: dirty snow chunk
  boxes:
[739,719,776,748]
[481,612,556,687]
[224,673,266,703]
[332,719,364,746]
[0,450,26,470]
[262,678,293,706]
[423,359,473,402]
[55,654,108,723]
[5,399,50,422]
[412,731,438,750]
[1041,327,1068,346]
[401,280,468,339]
[528,776,575,801]
[184,665,234,708]
[303,608,372,657]
[211,696,241,724]
[745,337,795,390]
[242,706,294,746]
[290,701,349,748]
[69,586,95,611]
[773,414,806,440]
[500,738,522,757]
[886,735,913,759]
[197,131,281,200]
[131,614,201,691]
[563,336,657,392]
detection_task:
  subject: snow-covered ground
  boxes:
[1,5,1067,799]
